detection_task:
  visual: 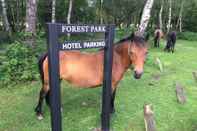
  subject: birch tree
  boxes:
[1,0,11,34]
[176,0,184,32]
[167,0,172,33]
[137,0,154,36]
[52,0,56,23]
[67,0,74,38]
[100,0,103,24]
[159,1,163,30]
[67,0,74,25]
[25,0,37,46]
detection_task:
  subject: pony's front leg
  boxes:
[154,38,157,47]
[172,44,175,53]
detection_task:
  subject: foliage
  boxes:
[6,0,26,32]
[2,0,197,34]
[115,24,137,41]
[0,41,39,86]
[183,0,197,32]
[177,32,197,41]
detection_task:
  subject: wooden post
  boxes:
[144,104,156,131]
[192,71,197,83]
[155,57,163,72]
[175,82,186,104]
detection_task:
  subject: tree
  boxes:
[182,0,197,32]
[176,0,184,32]
[137,0,154,35]
[52,0,56,23]
[67,0,74,38]
[167,0,172,32]
[25,0,37,47]
[1,0,11,34]
[100,0,103,24]
[159,1,163,30]
[67,0,74,25]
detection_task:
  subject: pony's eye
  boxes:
[129,51,133,55]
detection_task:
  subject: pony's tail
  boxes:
[38,53,48,84]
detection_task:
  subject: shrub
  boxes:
[177,32,197,41]
[0,41,39,86]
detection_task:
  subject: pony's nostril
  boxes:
[134,71,143,79]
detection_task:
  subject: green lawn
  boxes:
[1,40,197,131]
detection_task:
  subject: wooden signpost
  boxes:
[47,23,115,131]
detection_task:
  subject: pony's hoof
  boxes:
[37,114,44,120]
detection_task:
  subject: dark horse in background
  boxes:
[154,29,163,48]
[164,31,177,53]
[35,33,148,120]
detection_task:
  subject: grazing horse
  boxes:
[164,31,177,53]
[35,33,148,120]
[154,29,163,48]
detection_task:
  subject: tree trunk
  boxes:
[176,0,184,32]
[1,0,11,34]
[179,14,182,32]
[16,0,20,31]
[159,3,163,30]
[100,0,103,24]
[167,0,172,33]
[67,0,74,38]
[25,0,37,34]
[25,0,37,47]
[137,0,154,36]
[67,0,74,25]
[51,0,56,23]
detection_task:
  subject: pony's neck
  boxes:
[115,42,131,69]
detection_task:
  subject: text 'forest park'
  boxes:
[61,25,106,33]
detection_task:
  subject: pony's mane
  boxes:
[116,35,133,44]
[116,34,146,47]
[99,34,146,51]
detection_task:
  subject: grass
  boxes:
[1,40,197,131]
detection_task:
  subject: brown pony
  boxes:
[154,29,164,48]
[35,33,148,120]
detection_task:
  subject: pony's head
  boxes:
[128,33,148,79]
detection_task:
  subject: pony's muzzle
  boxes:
[134,70,143,79]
